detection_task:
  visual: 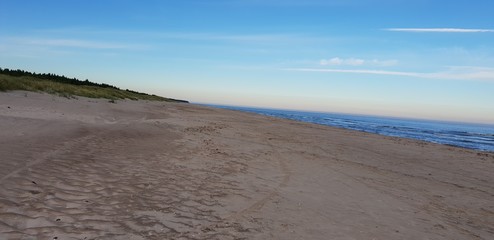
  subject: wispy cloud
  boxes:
[285,68,417,77]
[320,57,397,67]
[33,28,327,45]
[159,32,299,43]
[283,66,494,82]
[320,57,364,66]
[5,37,146,50]
[385,28,494,33]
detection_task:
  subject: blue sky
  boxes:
[1,0,493,123]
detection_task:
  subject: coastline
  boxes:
[211,104,494,153]
[1,91,493,239]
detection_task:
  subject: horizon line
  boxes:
[198,102,494,126]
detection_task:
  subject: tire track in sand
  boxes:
[227,136,291,220]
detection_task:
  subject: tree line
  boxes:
[0,67,119,89]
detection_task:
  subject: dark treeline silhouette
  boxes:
[1,67,189,102]
[0,67,119,89]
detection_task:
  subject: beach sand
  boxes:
[1,91,493,239]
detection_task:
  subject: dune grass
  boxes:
[0,73,187,103]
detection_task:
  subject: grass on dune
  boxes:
[0,73,187,103]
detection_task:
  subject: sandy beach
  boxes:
[0,91,493,240]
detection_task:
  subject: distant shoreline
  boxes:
[209,104,494,152]
[205,103,494,126]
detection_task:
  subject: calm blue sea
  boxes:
[212,105,494,152]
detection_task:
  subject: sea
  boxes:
[211,105,494,152]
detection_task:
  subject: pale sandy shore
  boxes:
[0,91,493,240]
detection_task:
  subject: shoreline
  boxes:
[210,104,494,153]
[1,91,493,239]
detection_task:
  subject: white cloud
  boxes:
[5,37,146,50]
[320,57,364,66]
[283,66,494,82]
[320,57,341,65]
[34,28,332,45]
[320,57,397,67]
[385,28,494,33]
[427,66,494,80]
[370,59,398,67]
[28,28,337,50]
[288,68,417,76]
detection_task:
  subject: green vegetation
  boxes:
[0,68,188,103]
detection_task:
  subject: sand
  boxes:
[0,91,493,240]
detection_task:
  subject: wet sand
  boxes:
[1,91,493,239]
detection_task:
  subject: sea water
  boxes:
[212,105,494,152]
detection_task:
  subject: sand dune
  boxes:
[1,91,493,239]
